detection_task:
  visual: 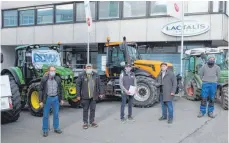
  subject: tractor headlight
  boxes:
[61,76,65,79]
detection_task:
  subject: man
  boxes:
[76,64,103,129]
[119,63,137,122]
[39,66,64,137]
[198,55,220,118]
[157,63,177,124]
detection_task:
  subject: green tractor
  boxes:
[183,48,228,110]
[1,44,79,118]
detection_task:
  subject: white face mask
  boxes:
[125,67,131,72]
[161,67,167,71]
[86,69,92,74]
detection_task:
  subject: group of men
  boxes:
[39,54,220,137]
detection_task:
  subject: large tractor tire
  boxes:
[27,83,43,117]
[133,76,158,108]
[221,86,228,110]
[68,98,81,108]
[184,79,201,101]
[1,74,21,124]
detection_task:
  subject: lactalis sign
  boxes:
[161,20,210,37]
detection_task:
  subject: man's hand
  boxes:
[171,93,175,96]
[60,100,64,106]
[77,96,81,101]
[39,102,44,108]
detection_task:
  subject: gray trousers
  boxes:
[81,99,96,124]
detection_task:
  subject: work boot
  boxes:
[121,118,126,123]
[168,119,173,124]
[54,129,62,134]
[83,123,89,129]
[158,116,167,121]
[197,112,204,118]
[43,132,48,137]
[208,112,215,118]
[90,122,98,128]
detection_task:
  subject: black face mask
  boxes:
[207,60,215,65]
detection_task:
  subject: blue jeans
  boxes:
[200,82,217,114]
[42,96,59,132]
[120,94,133,119]
[160,95,173,119]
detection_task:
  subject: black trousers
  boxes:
[81,98,96,124]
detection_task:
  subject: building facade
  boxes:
[1,1,228,74]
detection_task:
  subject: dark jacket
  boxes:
[157,70,177,101]
[39,75,63,103]
[119,70,137,94]
[76,71,103,100]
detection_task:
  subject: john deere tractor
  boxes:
[100,37,181,108]
[1,44,79,118]
[183,48,228,110]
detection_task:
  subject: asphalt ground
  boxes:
[1,97,228,143]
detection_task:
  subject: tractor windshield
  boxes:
[214,53,228,70]
[126,45,141,61]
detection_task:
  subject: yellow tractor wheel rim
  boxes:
[31,91,40,109]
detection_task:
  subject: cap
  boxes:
[85,64,92,67]
[160,62,167,66]
[207,54,216,60]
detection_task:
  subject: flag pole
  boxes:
[180,1,184,77]
[87,31,90,64]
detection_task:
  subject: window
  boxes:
[213,1,219,12]
[123,1,146,18]
[56,4,73,23]
[37,7,53,24]
[3,10,18,27]
[187,1,209,13]
[99,1,119,19]
[150,1,167,16]
[189,56,195,72]
[19,9,35,26]
[152,46,177,53]
[76,2,96,21]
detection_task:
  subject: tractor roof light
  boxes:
[106,36,110,43]
[58,42,61,45]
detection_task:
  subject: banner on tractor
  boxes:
[32,50,61,69]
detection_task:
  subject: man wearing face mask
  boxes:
[76,64,104,129]
[157,63,177,124]
[119,63,137,122]
[39,66,64,137]
[198,55,220,118]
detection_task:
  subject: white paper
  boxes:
[129,85,137,96]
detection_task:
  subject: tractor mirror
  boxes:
[0,53,3,63]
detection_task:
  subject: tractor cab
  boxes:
[105,38,143,78]
[14,44,61,84]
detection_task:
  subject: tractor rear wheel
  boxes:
[27,83,43,117]
[68,98,81,108]
[184,79,201,101]
[133,76,158,108]
[221,86,228,110]
[1,74,21,124]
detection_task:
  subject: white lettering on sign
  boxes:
[161,20,210,37]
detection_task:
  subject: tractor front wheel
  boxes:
[221,86,228,110]
[27,83,43,117]
[184,79,201,101]
[68,98,81,108]
[1,74,21,124]
[133,76,158,108]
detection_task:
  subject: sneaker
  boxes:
[197,112,204,118]
[83,123,89,129]
[168,119,173,124]
[128,116,134,120]
[54,129,62,134]
[158,116,167,121]
[90,122,98,128]
[208,112,215,118]
[121,118,126,123]
[43,132,48,137]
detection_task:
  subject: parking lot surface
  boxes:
[1,97,228,143]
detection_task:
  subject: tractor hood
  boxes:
[134,60,173,67]
[42,65,74,77]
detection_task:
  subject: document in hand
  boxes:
[129,85,137,96]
